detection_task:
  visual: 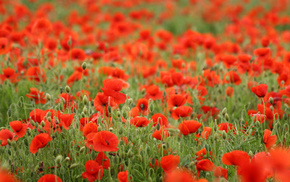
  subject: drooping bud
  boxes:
[55,155,63,164]
[222,108,227,116]
[70,163,79,169]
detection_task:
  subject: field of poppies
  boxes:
[0,0,290,181]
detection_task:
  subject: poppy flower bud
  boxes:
[109,127,114,132]
[127,149,133,158]
[127,98,133,105]
[270,105,274,111]
[269,97,273,105]
[70,163,79,169]
[221,108,227,116]
[248,151,253,158]
[120,152,126,159]
[137,154,142,161]
[97,126,102,132]
[46,93,51,101]
[60,87,63,94]
[222,130,227,139]
[82,62,87,70]
[79,146,86,153]
[83,106,88,115]
[65,85,71,93]
[7,139,12,145]
[225,113,230,121]
[41,120,45,127]
[83,95,88,105]
[81,112,86,118]
[55,155,63,164]
[64,157,70,163]
[148,177,153,182]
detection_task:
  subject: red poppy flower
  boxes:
[96,152,110,170]
[218,122,235,133]
[9,121,27,138]
[201,127,211,139]
[222,150,250,167]
[37,174,62,182]
[130,117,150,127]
[251,84,268,97]
[263,129,277,149]
[151,113,169,126]
[70,48,86,61]
[26,66,46,82]
[136,98,150,115]
[196,148,207,161]
[145,85,163,100]
[0,168,21,182]
[0,38,10,55]
[164,169,195,182]
[67,71,83,86]
[32,18,52,35]
[214,166,228,180]
[26,88,47,104]
[171,106,193,120]
[223,71,241,85]
[0,68,18,83]
[101,78,126,104]
[226,87,234,97]
[221,55,237,68]
[94,92,116,114]
[30,133,52,154]
[167,94,186,109]
[117,171,129,182]
[178,120,202,136]
[152,127,169,140]
[83,122,98,137]
[0,129,14,146]
[196,159,215,177]
[93,131,119,152]
[82,160,104,182]
[160,155,180,173]
[59,113,74,130]
[29,109,45,124]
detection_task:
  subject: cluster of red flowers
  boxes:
[0,0,290,181]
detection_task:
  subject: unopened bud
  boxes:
[269,97,273,105]
[109,127,114,132]
[248,151,254,158]
[46,93,51,101]
[41,120,45,127]
[70,163,79,169]
[222,108,227,116]
[222,130,227,139]
[83,95,88,105]
[225,113,230,121]
[127,98,133,105]
[156,123,161,130]
[55,155,63,164]
[83,106,88,115]
[82,62,87,70]
[97,126,102,132]
[79,146,86,153]
[65,85,71,93]
[64,157,70,163]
